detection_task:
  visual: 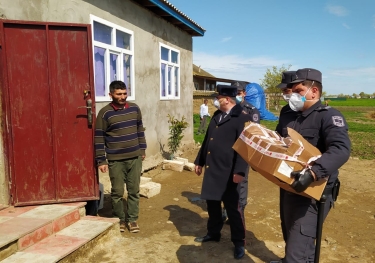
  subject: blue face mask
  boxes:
[235,95,243,103]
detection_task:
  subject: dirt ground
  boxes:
[84,146,375,263]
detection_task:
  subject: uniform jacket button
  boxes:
[208,151,211,154]
[206,165,209,168]
[210,138,213,140]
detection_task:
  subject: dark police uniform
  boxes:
[238,100,260,210]
[278,100,350,262]
[275,104,298,243]
[194,102,249,248]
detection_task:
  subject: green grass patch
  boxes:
[326,98,375,107]
[193,104,375,159]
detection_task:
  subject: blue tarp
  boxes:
[244,83,278,121]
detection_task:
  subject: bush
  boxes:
[167,114,188,159]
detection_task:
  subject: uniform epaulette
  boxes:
[244,103,255,109]
[316,106,330,111]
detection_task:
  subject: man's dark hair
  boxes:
[109,80,127,93]
[302,80,323,96]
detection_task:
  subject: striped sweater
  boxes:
[95,102,147,166]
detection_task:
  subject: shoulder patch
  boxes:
[252,113,259,122]
[332,116,344,127]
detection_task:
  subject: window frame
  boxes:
[159,43,180,100]
[90,15,135,101]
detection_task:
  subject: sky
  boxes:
[169,0,375,96]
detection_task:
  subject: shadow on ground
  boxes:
[164,191,279,262]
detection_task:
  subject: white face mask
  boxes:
[213,98,220,109]
[288,81,315,112]
[282,94,292,102]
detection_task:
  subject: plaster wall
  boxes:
[0,0,194,178]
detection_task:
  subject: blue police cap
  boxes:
[211,84,237,97]
[277,71,296,89]
[290,68,322,84]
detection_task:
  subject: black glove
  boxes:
[291,169,315,192]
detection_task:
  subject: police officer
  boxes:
[275,71,298,245]
[194,85,249,260]
[273,68,351,263]
[222,85,261,225]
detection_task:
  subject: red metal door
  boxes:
[0,21,98,206]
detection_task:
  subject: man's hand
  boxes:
[233,174,244,183]
[291,169,315,192]
[195,165,202,176]
[98,164,108,173]
[142,155,146,161]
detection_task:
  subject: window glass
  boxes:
[110,53,118,82]
[116,30,131,50]
[161,47,169,61]
[161,63,167,97]
[94,46,106,97]
[171,51,178,63]
[174,67,179,96]
[123,54,131,96]
[93,21,112,45]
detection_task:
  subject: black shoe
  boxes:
[194,234,220,243]
[234,246,245,259]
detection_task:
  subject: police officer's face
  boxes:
[216,95,230,110]
[109,89,128,105]
[292,82,318,99]
[237,90,246,98]
[281,88,292,95]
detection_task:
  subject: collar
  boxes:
[301,100,322,117]
[110,102,129,111]
[229,104,243,116]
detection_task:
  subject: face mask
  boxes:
[288,81,315,112]
[282,94,292,102]
[288,93,306,111]
[235,95,243,103]
[213,98,220,109]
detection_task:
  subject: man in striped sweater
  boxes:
[95,80,147,233]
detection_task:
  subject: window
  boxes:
[90,15,135,101]
[160,43,180,100]
[194,82,199,90]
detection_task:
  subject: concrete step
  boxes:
[1,216,119,263]
[0,202,87,261]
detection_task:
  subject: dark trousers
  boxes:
[198,116,209,133]
[279,188,287,242]
[223,166,249,224]
[206,183,245,247]
[281,192,333,263]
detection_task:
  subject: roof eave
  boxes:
[135,0,205,36]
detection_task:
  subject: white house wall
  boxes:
[0,0,194,204]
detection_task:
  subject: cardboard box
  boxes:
[233,123,327,200]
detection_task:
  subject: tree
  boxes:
[359,92,365,98]
[260,64,292,110]
[322,91,327,98]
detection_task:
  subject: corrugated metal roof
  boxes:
[161,0,205,32]
[133,0,206,36]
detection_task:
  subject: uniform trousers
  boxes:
[282,191,333,263]
[108,156,142,223]
[206,182,245,247]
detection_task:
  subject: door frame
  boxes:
[0,20,98,206]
